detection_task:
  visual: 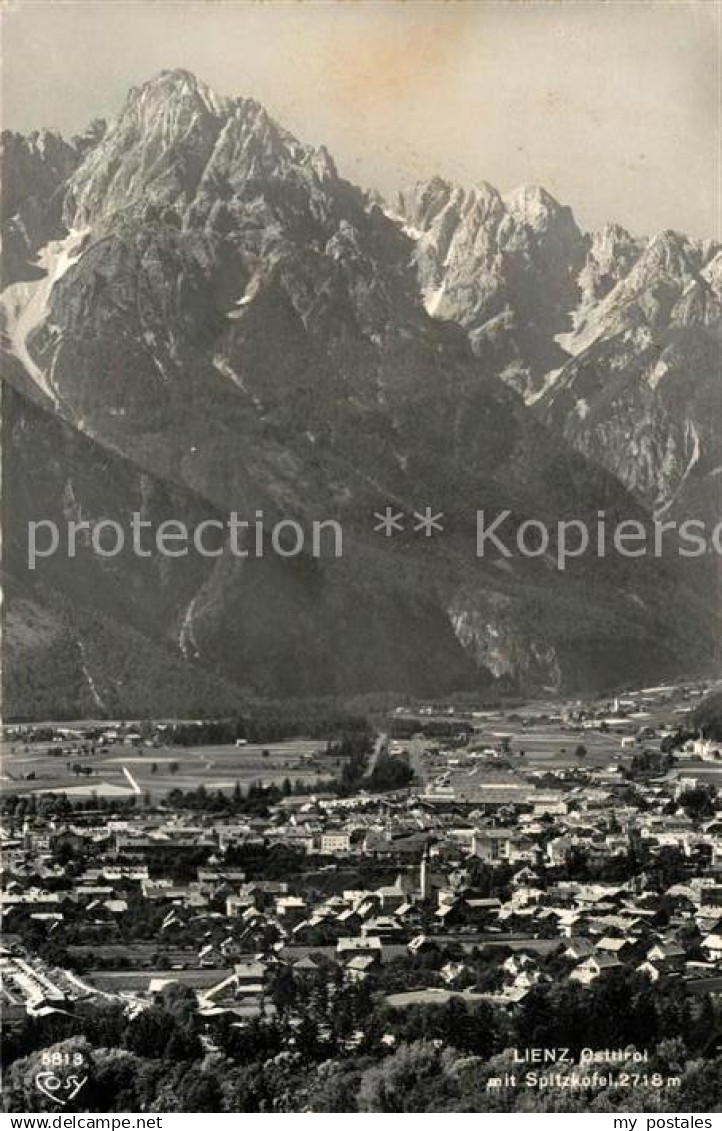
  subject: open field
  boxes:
[0,739,339,799]
[475,721,630,767]
[405,679,722,784]
[478,713,721,779]
[3,680,718,798]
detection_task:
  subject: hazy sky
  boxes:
[2,0,719,238]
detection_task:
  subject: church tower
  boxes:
[419,842,430,901]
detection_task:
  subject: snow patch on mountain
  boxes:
[1,227,89,408]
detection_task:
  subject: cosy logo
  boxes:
[35,1071,88,1105]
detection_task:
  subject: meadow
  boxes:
[0,739,338,800]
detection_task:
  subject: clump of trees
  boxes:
[167,710,372,748]
[627,748,675,779]
[336,739,413,795]
[677,784,717,823]
[3,970,720,1113]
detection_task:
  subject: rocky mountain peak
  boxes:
[62,70,343,232]
[63,70,233,226]
[588,221,639,259]
[2,128,79,218]
[395,177,504,234]
[395,175,585,396]
[578,222,643,306]
[634,229,698,280]
[701,248,722,297]
[1,127,84,282]
[502,183,569,231]
[129,67,231,119]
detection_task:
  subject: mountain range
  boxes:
[396,178,722,521]
[2,69,719,719]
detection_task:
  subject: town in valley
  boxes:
[2,678,722,1111]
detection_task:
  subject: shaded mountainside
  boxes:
[2,70,719,717]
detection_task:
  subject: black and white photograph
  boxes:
[1,0,721,1118]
